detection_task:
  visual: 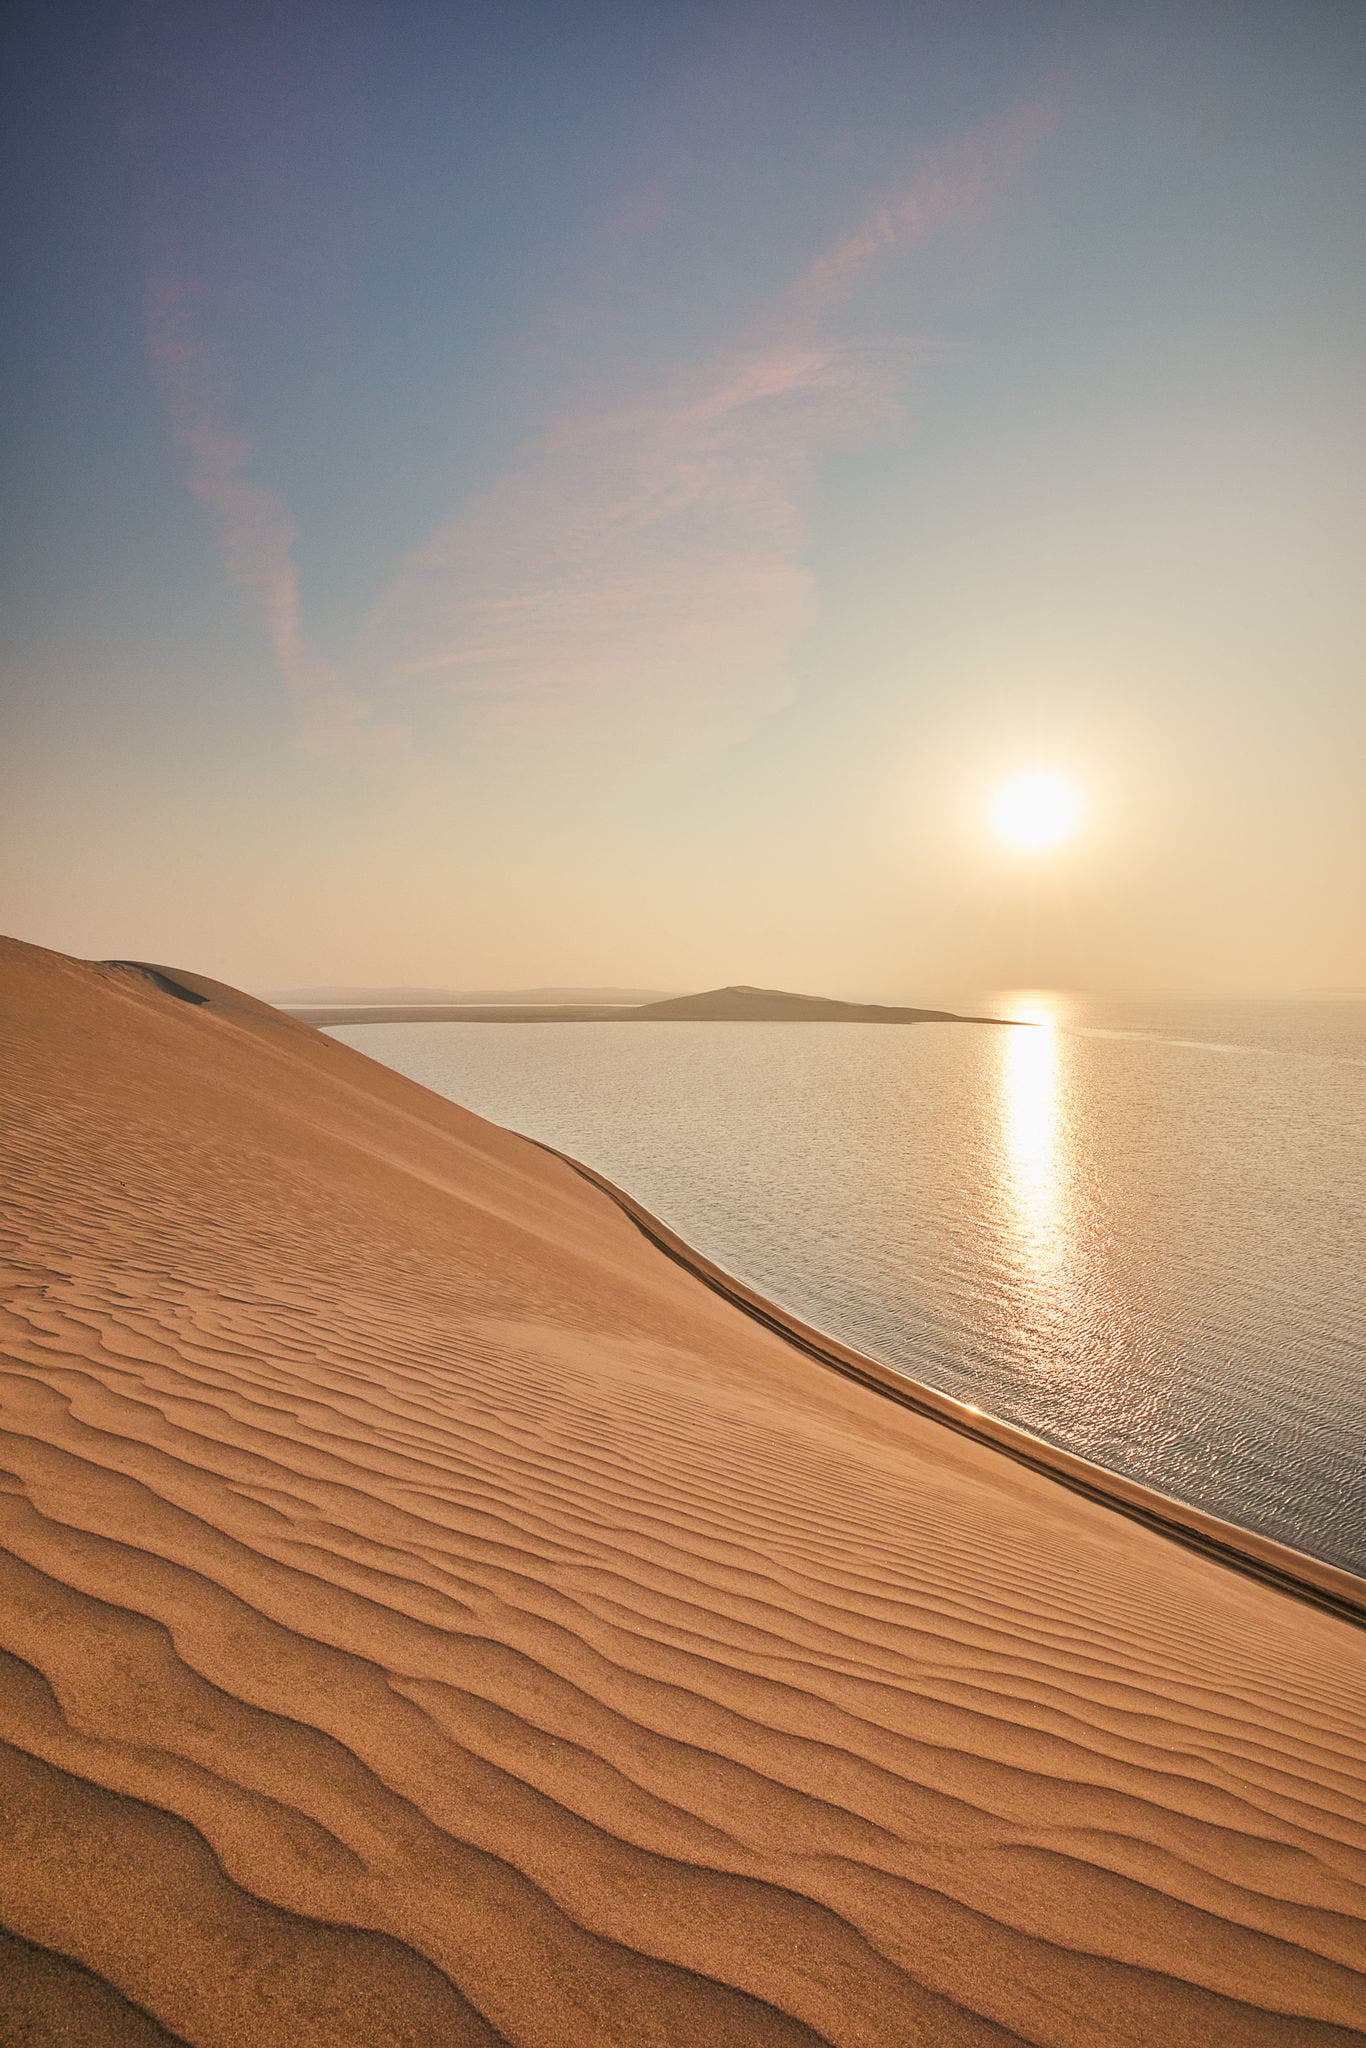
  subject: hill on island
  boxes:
[633,984,1002,1023]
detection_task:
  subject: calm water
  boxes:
[329,996,1366,1573]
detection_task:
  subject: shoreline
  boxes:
[536,1138,1366,1629]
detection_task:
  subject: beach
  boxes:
[2,935,1363,2044]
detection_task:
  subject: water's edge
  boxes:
[531,1134,1366,1632]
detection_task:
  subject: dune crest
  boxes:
[1,935,1363,2045]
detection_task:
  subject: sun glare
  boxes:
[990,772,1083,852]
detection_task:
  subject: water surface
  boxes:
[330,996,1365,1572]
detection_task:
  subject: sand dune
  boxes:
[1,934,1363,2046]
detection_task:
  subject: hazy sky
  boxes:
[4,1,1363,1001]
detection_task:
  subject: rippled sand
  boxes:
[2,936,1363,2045]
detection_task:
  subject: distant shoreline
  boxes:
[295,1003,641,1023]
[295,997,1023,1027]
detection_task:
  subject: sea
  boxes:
[327,994,1366,1575]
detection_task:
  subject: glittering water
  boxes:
[329,996,1366,1572]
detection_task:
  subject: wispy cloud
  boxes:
[357,343,862,751]
[354,97,1058,755]
[141,80,1056,767]
[144,274,407,761]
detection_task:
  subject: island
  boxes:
[285,982,1018,1026]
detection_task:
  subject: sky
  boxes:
[3,0,1363,1002]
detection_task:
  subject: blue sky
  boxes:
[3,1,1363,996]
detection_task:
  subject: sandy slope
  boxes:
[1,936,1363,2047]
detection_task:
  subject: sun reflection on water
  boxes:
[999,994,1068,1284]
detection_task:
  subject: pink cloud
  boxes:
[141,87,1060,768]
[355,97,1060,756]
[145,275,407,761]
[789,98,1058,319]
[357,341,872,753]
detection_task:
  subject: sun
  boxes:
[990,771,1082,852]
